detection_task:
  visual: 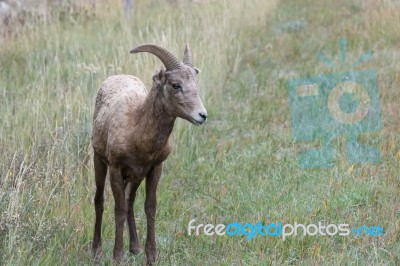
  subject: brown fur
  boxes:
[91,61,207,265]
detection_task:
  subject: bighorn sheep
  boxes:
[91,44,207,265]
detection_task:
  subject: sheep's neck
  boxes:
[138,86,175,152]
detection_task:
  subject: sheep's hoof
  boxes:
[91,246,102,257]
[145,253,157,266]
[146,259,155,266]
[129,245,142,255]
[113,252,123,264]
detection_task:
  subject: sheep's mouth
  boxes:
[190,118,204,126]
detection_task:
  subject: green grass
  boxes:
[1,0,400,265]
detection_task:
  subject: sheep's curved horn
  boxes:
[183,43,193,67]
[130,44,181,71]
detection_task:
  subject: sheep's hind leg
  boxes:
[110,166,127,262]
[144,164,162,265]
[92,152,107,256]
[125,181,142,255]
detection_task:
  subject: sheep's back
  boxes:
[92,75,147,158]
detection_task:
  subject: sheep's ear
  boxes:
[194,67,201,74]
[152,69,166,85]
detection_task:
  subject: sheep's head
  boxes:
[130,44,208,125]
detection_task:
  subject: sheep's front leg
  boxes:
[109,166,126,262]
[144,164,162,265]
[125,181,142,255]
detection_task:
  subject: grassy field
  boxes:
[1,0,400,265]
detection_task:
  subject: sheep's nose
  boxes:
[199,112,208,121]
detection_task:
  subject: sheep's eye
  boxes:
[172,83,181,90]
